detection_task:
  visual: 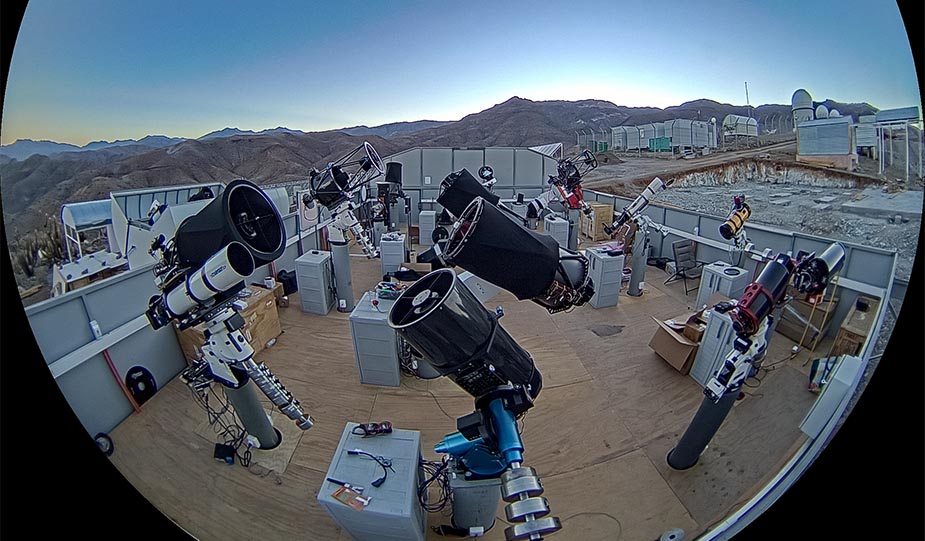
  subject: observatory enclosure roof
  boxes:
[111,182,225,222]
[529,143,564,159]
[875,106,921,122]
[57,249,128,283]
[722,115,758,126]
[61,200,113,230]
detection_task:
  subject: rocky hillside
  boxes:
[1,95,879,239]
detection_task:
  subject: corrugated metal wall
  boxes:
[381,147,557,224]
[25,209,318,438]
[798,119,855,155]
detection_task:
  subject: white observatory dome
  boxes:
[815,104,829,119]
[829,109,841,117]
[792,89,813,111]
[792,89,815,126]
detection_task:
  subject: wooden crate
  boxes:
[176,283,283,363]
[830,296,880,357]
[581,203,614,241]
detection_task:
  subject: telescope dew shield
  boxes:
[444,198,593,313]
[164,242,255,319]
[793,242,846,294]
[174,179,285,270]
[719,203,751,240]
[437,169,501,216]
[730,254,794,336]
[388,268,542,400]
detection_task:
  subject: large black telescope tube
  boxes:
[729,254,795,336]
[443,197,593,313]
[174,179,285,270]
[437,169,501,216]
[388,268,542,400]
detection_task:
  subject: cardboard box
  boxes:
[176,284,282,362]
[683,321,706,343]
[649,316,699,374]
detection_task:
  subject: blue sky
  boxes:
[1,0,920,146]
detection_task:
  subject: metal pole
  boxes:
[224,379,282,449]
[889,126,893,167]
[567,208,580,251]
[906,122,910,184]
[667,390,739,470]
[331,242,355,312]
[627,225,650,296]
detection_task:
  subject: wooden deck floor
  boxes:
[110,247,823,541]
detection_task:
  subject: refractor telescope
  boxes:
[668,241,846,470]
[719,195,751,242]
[604,176,670,235]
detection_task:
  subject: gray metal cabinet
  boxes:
[543,215,569,247]
[418,210,436,246]
[295,250,335,315]
[380,234,406,276]
[349,291,401,387]
[690,308,737,387]
[695,261,750,311]
[317,423,425,541]
[587,248,624,309]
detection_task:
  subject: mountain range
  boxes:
[1,95,878,239]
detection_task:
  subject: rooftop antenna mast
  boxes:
[745,81,751,118]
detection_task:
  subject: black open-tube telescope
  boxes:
[556,149,597,189]
[310,141,384,210]
[387,268,542,400]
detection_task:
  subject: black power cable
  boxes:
[347,449,394,487]
[418,456,452,513]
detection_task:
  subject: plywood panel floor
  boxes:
[109,252,824,540]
